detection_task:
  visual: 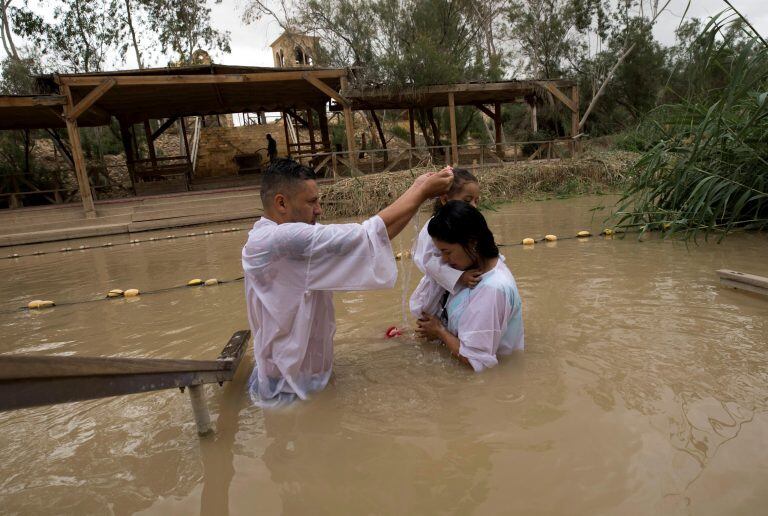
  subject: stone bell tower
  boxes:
[270,30,319,68]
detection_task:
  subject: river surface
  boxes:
[1,195,767,515]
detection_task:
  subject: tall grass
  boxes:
[613,10,768,239]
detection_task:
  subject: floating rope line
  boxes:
[9,228,634,315]
[1,226,253,261]
[1,275,246,315]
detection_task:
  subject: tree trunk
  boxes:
[124,0,143,68]
[1,0,19,60]
[579,42,637,131]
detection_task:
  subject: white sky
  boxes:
[1,0,766,70]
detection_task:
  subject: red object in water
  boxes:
[385,326,402,338]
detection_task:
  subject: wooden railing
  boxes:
[0,330,250,436]
[293,138,578,179]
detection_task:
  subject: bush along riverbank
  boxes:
[320,150,639,219]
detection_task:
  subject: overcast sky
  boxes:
[2,0,767,71]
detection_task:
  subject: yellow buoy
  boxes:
[204,279,219,286]
[188,279,203,286]
[522,238,535,245]
[544,234,557,242]
[603,228,614,236]
[28,300,55,309]
[124,288,140,297]
[107,289,124,298]
[577,231,591,238]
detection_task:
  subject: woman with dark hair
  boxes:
[415,201,524,371]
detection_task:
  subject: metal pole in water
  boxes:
[188,384,213,435]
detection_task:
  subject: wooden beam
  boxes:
[143,120,157,168]
[717,269,768,297]
[118,117,137,188]
[570,85,580,138]
[0,330,249,412]
[0,95,67,107]
[408,108,416,148]
[341,75,357,170]
[530,102,538,133]
[317,104,331,152]
[474,103,496,119]
[448,92,458,165]
[535,81,577,112]
[370,110,387,151]
[59,69,347,87]
[150,117,179,142]
[62,85,96,218]
[302,72,349,106]
[282,112,292,158]
[67,78,116,121]
[307,108,317,154]
[285,108,309,128]
[494,101,503,157]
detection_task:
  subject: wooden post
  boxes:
[188,384,213,435]
[571,85,580,155]
[494,102,503,159]
[448,92,458,165]
[318,105,331,152]
[62,85,96,218]
[282,112,291,158]
[530,103,538,133]
[307,109,317,155]
[143,120,157,170]
[180,117,191,163]
[408,108,416,148]
[118,117,137,190]
[340,75,357,172]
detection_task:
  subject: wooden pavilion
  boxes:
[0,65,352,217]
[0,64,579,217]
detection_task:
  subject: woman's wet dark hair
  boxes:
[428,200,499,263]
[432,168,478,215]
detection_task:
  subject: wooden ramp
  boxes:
[0,330,250,435]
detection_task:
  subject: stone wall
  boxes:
[195,123,289,178]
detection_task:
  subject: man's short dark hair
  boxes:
[266,133,272,138]
[260,158,316,204]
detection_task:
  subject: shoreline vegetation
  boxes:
[320,150,639,219]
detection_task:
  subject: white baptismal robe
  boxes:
[409,218,463,317]
[242,215,397,404]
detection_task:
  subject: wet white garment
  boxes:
[409,219,463,317]
[242,215,397,404]
[444,256,524,372]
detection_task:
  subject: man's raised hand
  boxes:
[416,167,454,199]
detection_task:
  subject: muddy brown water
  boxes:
[1,195,767,515]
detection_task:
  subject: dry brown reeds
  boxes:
[320,150,639,218]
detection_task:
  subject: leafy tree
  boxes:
[145,0,231,65]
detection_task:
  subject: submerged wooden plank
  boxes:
[719,278,768,297]
[0,330,250,412]
[716,269,768,290]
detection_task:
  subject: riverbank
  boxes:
[320,150,639,218]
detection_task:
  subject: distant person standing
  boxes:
[266,133,278,162]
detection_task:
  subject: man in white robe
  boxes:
[242,158,453,404]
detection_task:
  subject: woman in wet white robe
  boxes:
[415,201,524,372]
